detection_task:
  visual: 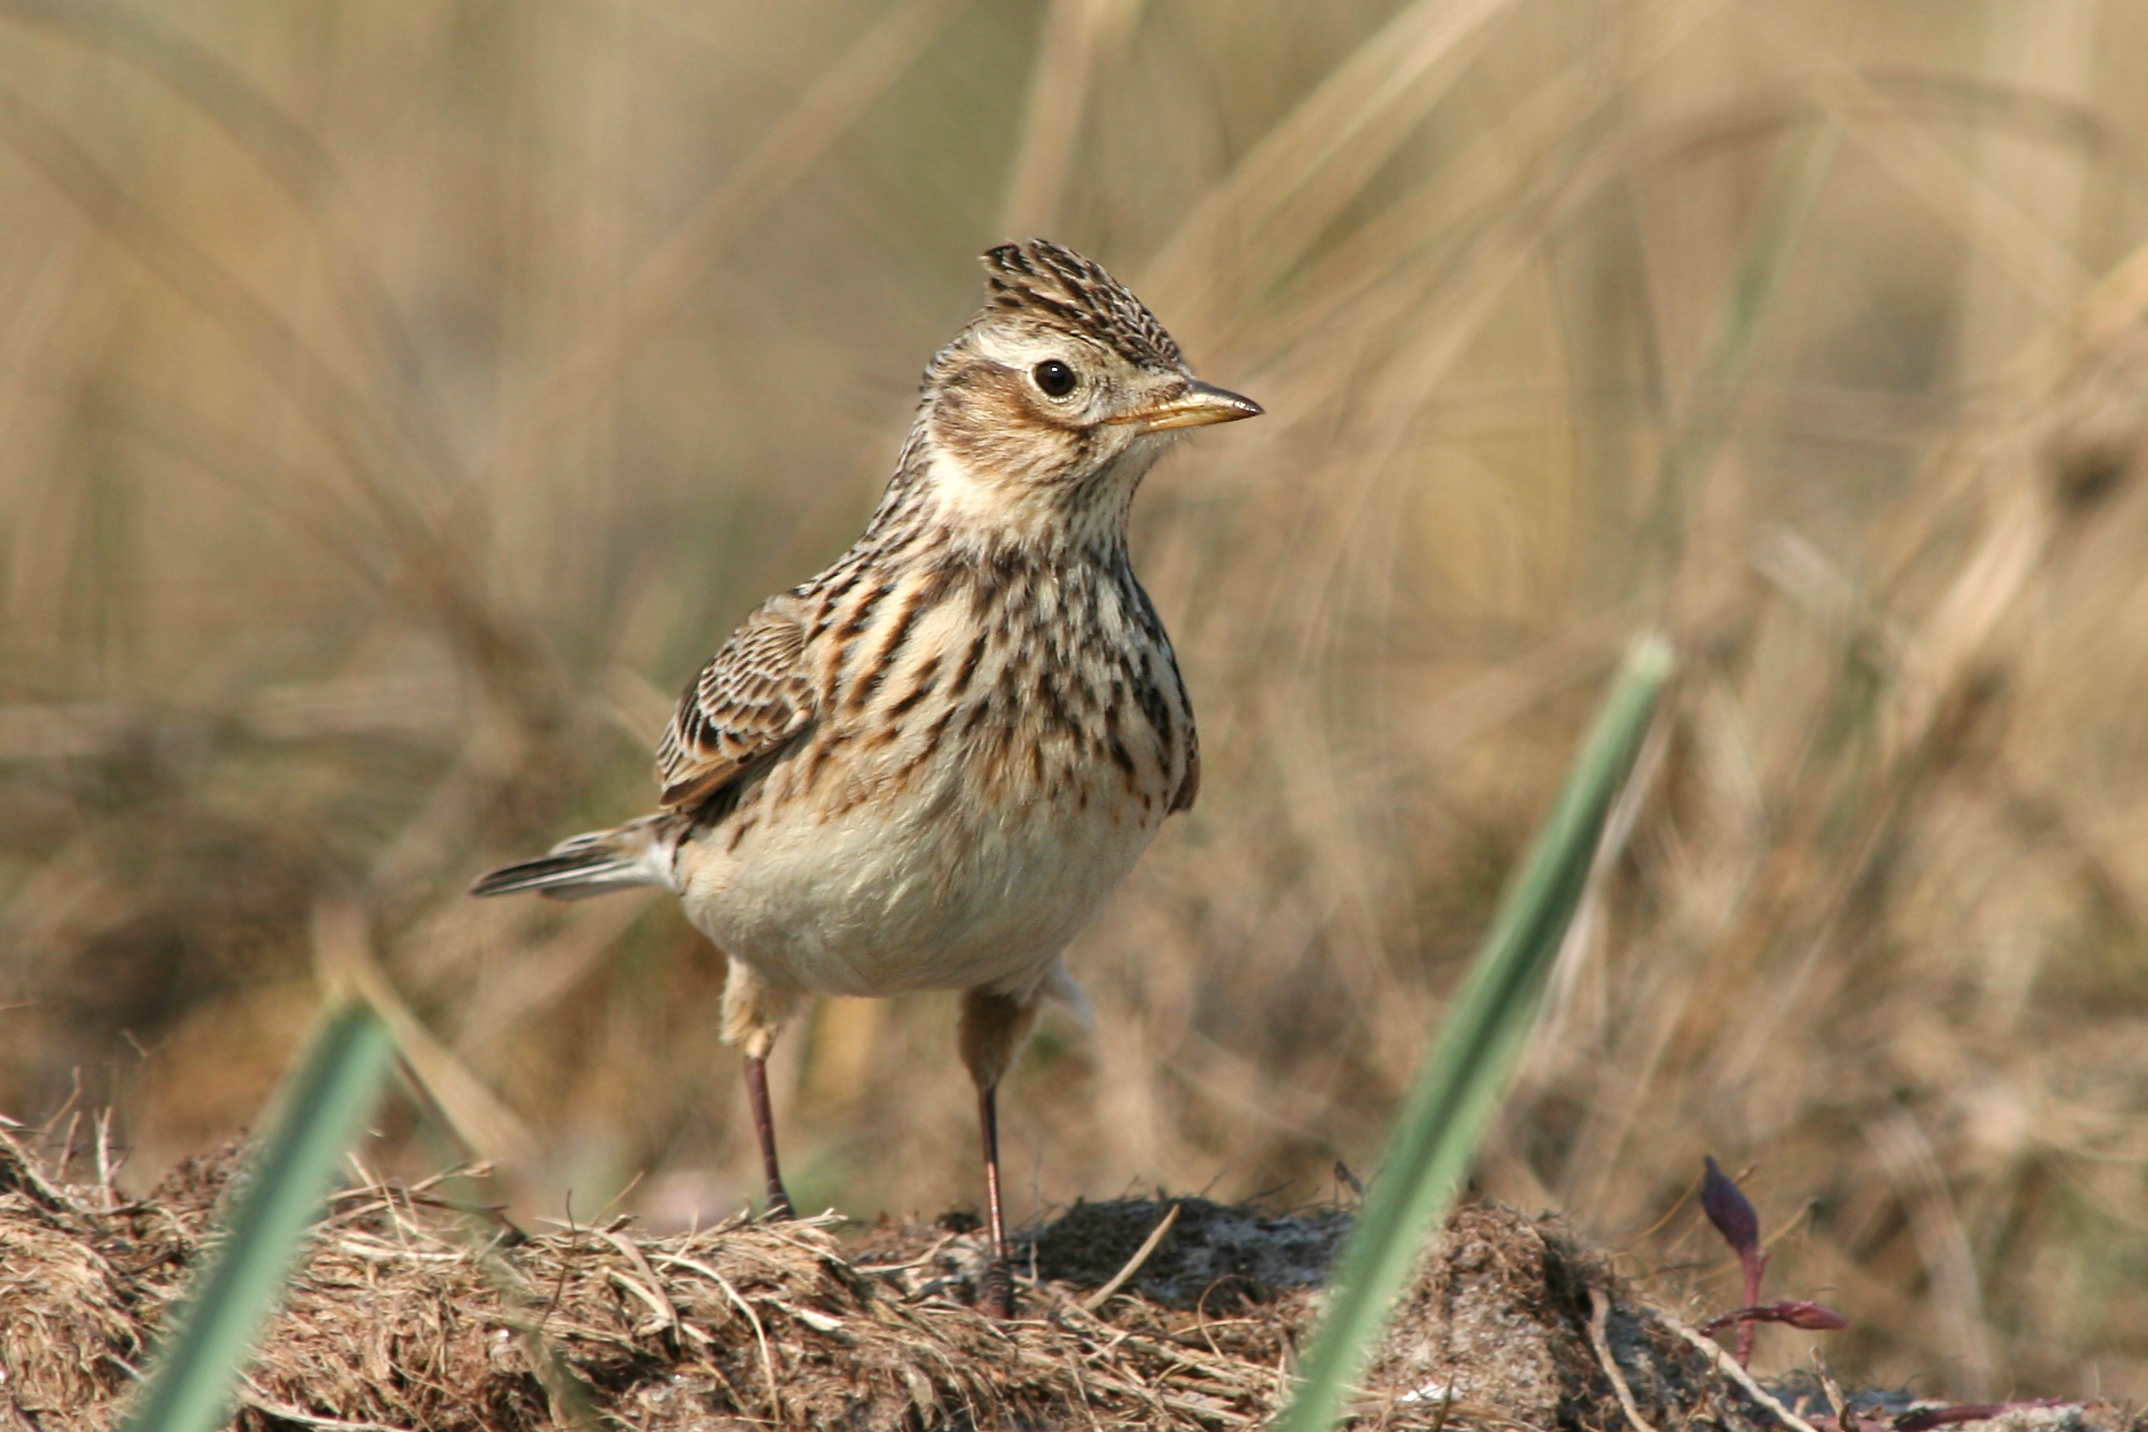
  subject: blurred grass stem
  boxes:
[1276,635,1673,1432]
[117,999,397,1432]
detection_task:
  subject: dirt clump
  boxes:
[4,1129,2141,1431]
[1026,1195,1349,1308]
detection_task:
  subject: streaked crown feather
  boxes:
[981,239,1184,372]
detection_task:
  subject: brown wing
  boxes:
[655,594,816,812]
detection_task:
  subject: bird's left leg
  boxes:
[957,983,1046,1318]
[720,956,804,1220]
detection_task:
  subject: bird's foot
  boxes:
[763,1185,796,1222]
[977,1257,1016,1319]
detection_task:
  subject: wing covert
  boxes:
[655,595,816,812]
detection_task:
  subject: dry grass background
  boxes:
[4,0,2148,1410]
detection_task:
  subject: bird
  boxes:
[469,239,1261,1314]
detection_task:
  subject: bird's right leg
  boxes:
[720,958,803,1220]
[958,984,1046,1318]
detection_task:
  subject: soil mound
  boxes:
[2,1130,2138,1431]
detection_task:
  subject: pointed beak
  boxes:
[1109,379,1265,432]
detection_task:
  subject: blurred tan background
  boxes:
[5,0,2148,1404]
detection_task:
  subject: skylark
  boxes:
[471,239,1260,1313]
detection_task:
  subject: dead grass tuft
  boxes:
[8,1130,2143,1432]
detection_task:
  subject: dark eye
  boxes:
[1032,359,1078,398]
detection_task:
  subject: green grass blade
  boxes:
[1276,634,1673,1432]
[1648,121,1840,567]
[120,998,398,1432]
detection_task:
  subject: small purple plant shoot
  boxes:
[1699,1155,1845,1365]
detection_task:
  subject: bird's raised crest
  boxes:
[981,239,1184,371]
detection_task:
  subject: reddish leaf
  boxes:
[1895,1402,2069,1432]
[1701,1155,1760,1258]
[1698,1301,1849,1336]
[1776,1300,1849,1330]
[1700,1157,1771,1362]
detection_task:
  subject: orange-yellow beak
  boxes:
[1109,379,1264,432]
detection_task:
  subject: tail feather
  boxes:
[469,816,676,900]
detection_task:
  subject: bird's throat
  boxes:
[911,440,1155,555]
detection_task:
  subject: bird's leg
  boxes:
[975,1080,1013,1317]
[959,985,1045,1319]
[978,1081,1007,1254]
[742,1053,795,1221]
[720,956,803,1221]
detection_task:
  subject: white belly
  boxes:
[674,763,1162,998]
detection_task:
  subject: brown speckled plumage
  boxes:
[686,537,1196,823]
[471,240,1259,1299]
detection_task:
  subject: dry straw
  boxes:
[26,1121,2087,1432]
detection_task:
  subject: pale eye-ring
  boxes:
[1032,359,1078,398]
